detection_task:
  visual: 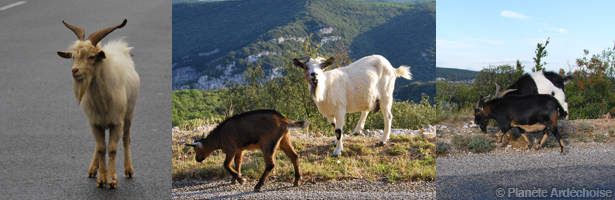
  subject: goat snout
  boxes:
[72,68,84,80]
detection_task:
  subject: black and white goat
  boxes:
[474,87,568,154]
[293,55,412,157]
[503,71,573,116]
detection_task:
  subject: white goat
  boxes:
[293,55,412,157]
[57,19,140,189]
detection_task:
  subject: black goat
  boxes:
[186,109,307,192]
[475,94,568,154]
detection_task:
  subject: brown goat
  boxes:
[186,109,307,192]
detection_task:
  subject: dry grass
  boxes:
[172,130,436,183]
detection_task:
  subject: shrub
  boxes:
[467,134,495,153]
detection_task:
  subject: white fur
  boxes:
[64,38,139,187]
[531,71,568,114]
[302,55,411,156]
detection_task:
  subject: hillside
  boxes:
[172,0,435,93]
[436,67,478,81]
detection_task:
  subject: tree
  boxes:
[473,64,526,97]
[565,45,615,119]
[532,37,550,72]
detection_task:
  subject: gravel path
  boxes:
[437,142,615,199]
[173,179,435,199]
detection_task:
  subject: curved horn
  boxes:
[201,133,205,139]
[493,82,501,98]
[475,96,482,109]
[185,142,199,147]
[62,21,85,41]
[499,89,518,97]
[297,56,311,61]
[87,19,127,46]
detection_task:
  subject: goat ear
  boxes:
[97,51,106,59]
[322,57,334,69]
[57,51,73,59]
[293,58,306,69]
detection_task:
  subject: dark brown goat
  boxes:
[186,109,307,192]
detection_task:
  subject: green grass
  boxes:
[173,132,436,183]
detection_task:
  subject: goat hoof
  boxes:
[377,142,386,146]
[238,178,246,185]
[125,167,133,178]
[109,183,116,189]
[352,132,361,136]
[496,143,504,147]
[97,181,106,188]
[254,187,262,192]
[88,173,97,178]
[560,151,566,155]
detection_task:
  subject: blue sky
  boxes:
[437,0,615,72]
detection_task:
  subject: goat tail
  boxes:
[288,120,309,129]
[395,65,413,80]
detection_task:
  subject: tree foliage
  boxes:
[532,37,550,72]
[564,46,615,119]
[174,37,435,133]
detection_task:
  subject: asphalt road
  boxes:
[0,0,172,199]
[436,143,615,199]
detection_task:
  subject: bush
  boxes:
[435,141,449,154]
[467,134,495,153]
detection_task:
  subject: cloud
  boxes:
[557,28,568,33]
[501,11,530,20]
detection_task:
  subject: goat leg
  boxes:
[520,133,532,149]
[535,129,549,150]
[106,124,122,189]
[222,152,245,185]
[254,148,276,192]
[123,118,133,178]
[280,135,301,187]
[231,151,246,185]
[91,125,107,188]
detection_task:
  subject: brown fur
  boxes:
[186,110,306,192]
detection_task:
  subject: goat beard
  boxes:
[309,84,317,100]
[73,77,91,105]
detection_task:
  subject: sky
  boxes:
[437,0,615,72]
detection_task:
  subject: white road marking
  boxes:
[0,1,26,11]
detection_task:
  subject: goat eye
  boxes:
[88,56,95,59]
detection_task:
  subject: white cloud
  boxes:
[557,28,568,33]
[501,11,530,20]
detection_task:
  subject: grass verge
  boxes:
[172,131,435,183]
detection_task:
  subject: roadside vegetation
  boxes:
[436,39,615,155]
[173,131,435,182]
[172,37,436,182]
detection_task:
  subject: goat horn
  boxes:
[201,133,205,139]
[87,19,127,46]
[499,89,518,97]
[493,82,501,98]
[185,142,198,147]
[297,56,311,61]
[62,21,85,41]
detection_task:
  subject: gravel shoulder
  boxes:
[173,179,435,199]
[436,119,615,199]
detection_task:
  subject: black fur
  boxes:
[475,94,567,154]
[335,128,342,140]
